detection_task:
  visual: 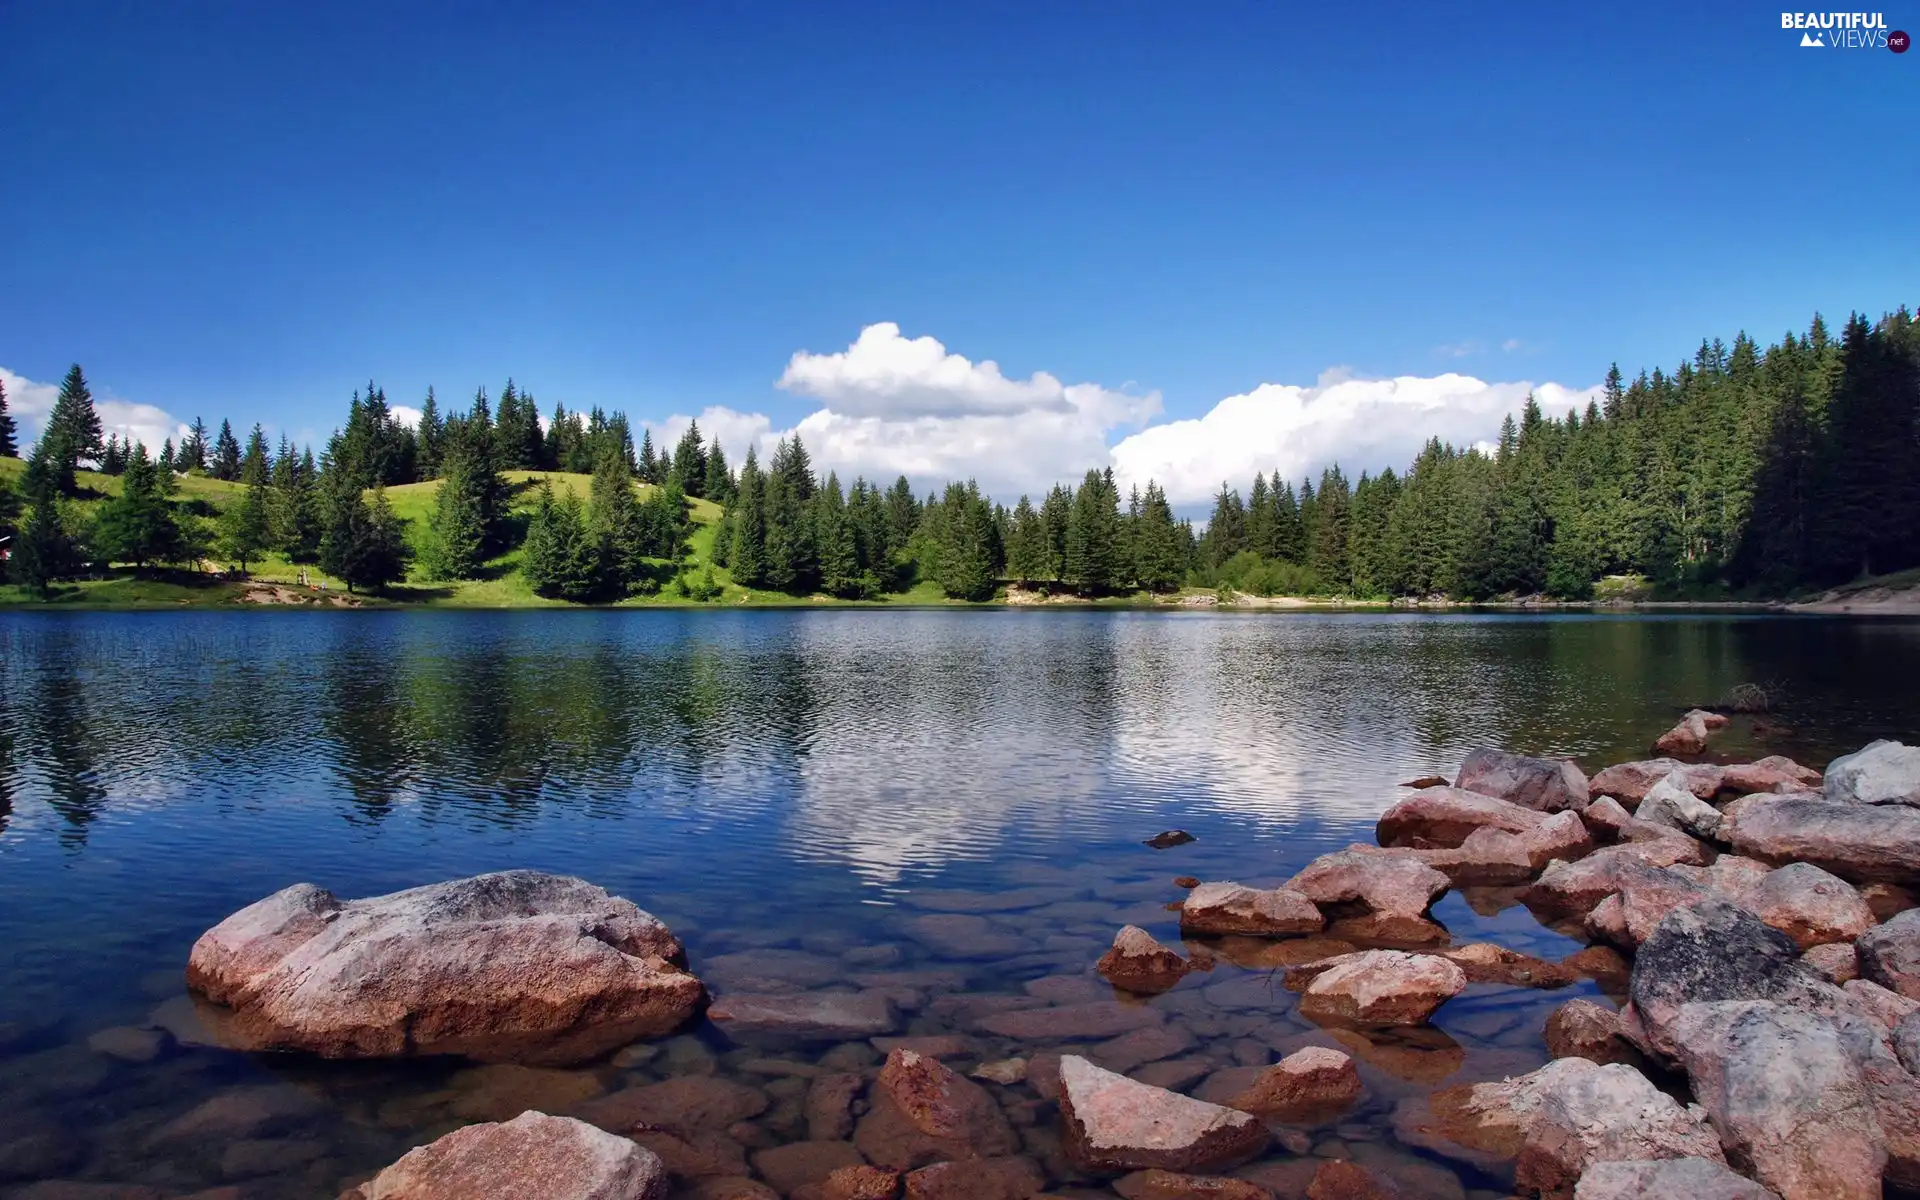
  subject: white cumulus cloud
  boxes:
[1109,370,1603,506]
[647,407,776,471]
[389,405,423,431]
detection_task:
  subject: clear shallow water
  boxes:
[1,609,1918,1198]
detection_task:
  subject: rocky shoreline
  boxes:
[17,731,1920,1199]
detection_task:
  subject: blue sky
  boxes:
[2,1,1912,502]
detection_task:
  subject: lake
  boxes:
[2,609,1918,1197]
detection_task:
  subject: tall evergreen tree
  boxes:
[727,449,769,587]
[1006,495,1048,585]
[704,439,733,506]
[93,443,182,568]
[1133,483,1185,592]
[816,473,863,598]
[41,364,105,494]
[1203,484,1247,568]
[1064,469,1119,594]
[211,420,242,481]
[522,484,602,601]
[670,421,708,498]
[218,426,274,572]
[415,388,445,479]
[12,451,77,595]
[321,487,411,593]
[0,378,16,459]
[591,448,650,592]
[637,429,661,485]
[180,416,210,472]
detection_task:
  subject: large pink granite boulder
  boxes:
[345,1110,667,1200]
[1296,951,1466,1028]
[186,871,703,1064]
[1454,748,1590,813]
[1056,1055,1267,1174]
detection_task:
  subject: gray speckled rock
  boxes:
[1858,908,1920,1000]
[1515,1061,1726,1197]
[1669,1001,1886,1200]
[1825,740,1920,807]
[1573,1157,1779,1199]
[1635,772,1725,842]
[1627,900,1830,1059]
[1454,748,1590,813]
[1727,798,1920,884]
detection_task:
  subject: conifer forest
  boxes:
[2,309,1915,603]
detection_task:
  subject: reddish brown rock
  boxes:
[973,1001,1164,1040]
[1098,927,1191,995]
[1842,979,1920,1031]
[1178,884,1324,937]
[1585,867,1709,949]
[1861,883,1920,922]
[852,1049,1018,1170]
[1726,797,1920,884]
[1302,1161,1403,1200]
[1803,941,1860,984]
[1296,951,1466,1028]
[1561,945,1632,990]
[1056,1055,1267,1174]
[689,1178,782,1200]
[822,1166,901,1200]
[900,1157,1045,1200]
[1514,1061,1727,1198]
[1323,911,1451,947]
[1453,748,1590,813]
[709,993,899,1040]
[751,1142,868,1196]
[1544,998,1641,1066]
[1225,1046,1361,1120]
[186,872,703,1065]
[1653,710,1724,757]
[1394,1057,1599,1168]
[1411,828,1536,886]
[806,1073,867,1142]
[1857,908,1920,999]
[1523,847,1681,918]
[1399,775,1451,790]
[348,1111,666,1200]
[1744,863,1876,950]
[1285,848,1450,922]
[1112,1169,1274,1200]
[1589,760,1725,805]
[1521,810,1597,868]
[1439,942,1578,988]
[1722,755,1823,796]
[573,1076,770,1134]
[1375,787,1549,848]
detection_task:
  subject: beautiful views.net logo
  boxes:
[1781,11,1909,50]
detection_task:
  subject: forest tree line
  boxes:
[2,307,1915,600]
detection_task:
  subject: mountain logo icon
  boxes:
[1800,31,1825,46]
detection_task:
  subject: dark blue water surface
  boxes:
[2,610,1918,1198]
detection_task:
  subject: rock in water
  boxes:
[1284,849,1450,923]
[1858,908,1920,1000]
[187,871,704,1064]
[1653,710,1727,757]
[1057,1054,1268,1173]
[1544,998,1641,1067]
[1825,740,1920,807]
[1514,1061,1727,1197]
[1179,883,1323,937]
[1669,1001,1887,1200]
[1453,748,1590,813]
[1225,1047,1361,1120]
[1726,798,1920,884]
[1634,772,1725,842]
[1098,926,1192,995]
[1297,951,1466,1028]
[1570,1157,1780,1199]
[1146,831,1197,849]
[1375,787,1550,848]
[346,1110,667,1199]
[1589,760,1726,805]
[707,992,899,1040]
[853,1048,1019,1169]
[1720,756,1823,796]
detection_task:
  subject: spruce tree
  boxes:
[1040,483,1072,582]
[523,484,601,601]
[638,429,660,485]
[159,438,175,474]
[95,443,183,568]
[1006,495,1047,585]
[422,440,491,580]
[1064,469,1118,594]
[12,455,75,595]
[1133,483,1185,592]
[219,427,274,572]
[321,487,411,593]
[42,364,105,494]
[280,447,324,562]
[704,438,732,506]
[763,437,818,593]
[935,481,996,601]
[671,421,707,498]
[0,377,16,458]
[816,473,862,598]
[180,417,210,472]
[727,449,769,587]
[590,449,648,592]
[211,420,242,481]
[415,388,444,479]
[1203,483,1247,568]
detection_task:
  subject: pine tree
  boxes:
[1040,483,1072,582]
[1064,469,1119,594]
[0,377,16,458]
[590,448,649,592]
[415,388,444,479]
[671,421,707,498]
[210,419,242,481]
[159,439,175,474]
[638,429,660,485]
[1272,475,1304,563]
[94,442,183,568]
[280,447,324,562]
[1311,465,1352,590]
[1006,495,1048,585]
[219,426,274,572]
[421,437,492,581]
[763,436,818,593]
[99,434,125,476]
[522,484,602,601]
[42,364,105,494]
[704,439,733,506]
[180,416,210,472]
[1203,483,1247,568]
[1133,482,1185,592]
[321,487,411,593]
[727,449,769,587]
[816,473,862,598]
[12,453,76,595]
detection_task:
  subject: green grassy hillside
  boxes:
[0,457,942,608]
